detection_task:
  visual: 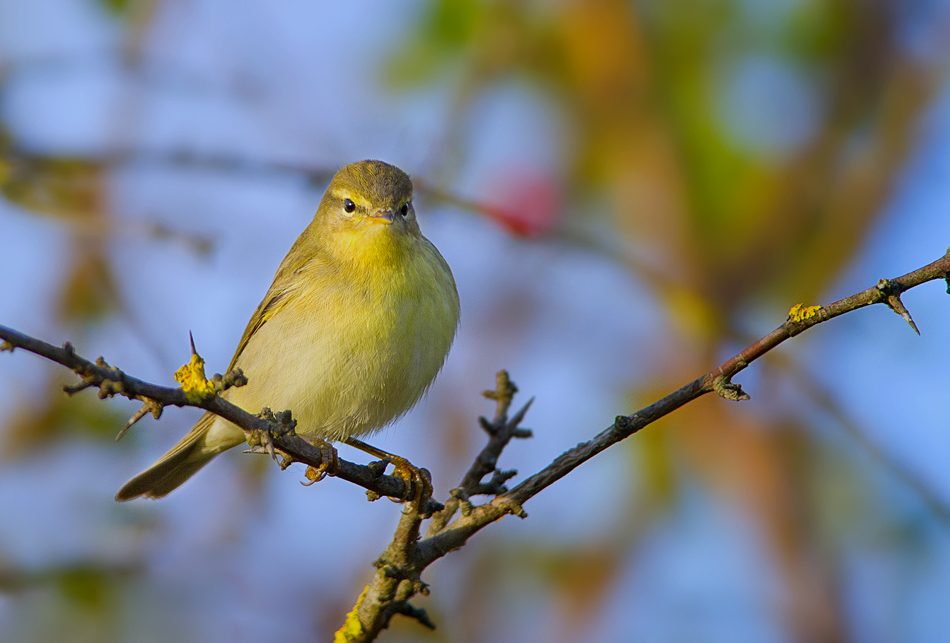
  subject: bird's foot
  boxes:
[344,437,431,504]
[387,454,433,505]
[301,438,338,486]
[246,408,297,464]
[245,429,278,464]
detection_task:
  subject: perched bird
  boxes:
[116,160,460,500]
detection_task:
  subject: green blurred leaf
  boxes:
[56,566,111,610]
[425,0,483,48]
[98,0,134,17]
[783,0,851,63]
[385,0,485,86]
[0,155,105,221]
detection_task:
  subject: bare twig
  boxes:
[427,371,533,536]
[499,250,950,509]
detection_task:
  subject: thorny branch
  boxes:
[1,248,949,642]
[0,324,435,508]
[497,251,950,509]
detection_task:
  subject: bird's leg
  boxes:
[301,437,339,486]
[344,437,432,503]
[246,408,297,464]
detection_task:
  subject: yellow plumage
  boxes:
[116,160,459,500]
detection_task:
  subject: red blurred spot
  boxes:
[482,172,559,238]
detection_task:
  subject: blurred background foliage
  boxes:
[1,0,949,642]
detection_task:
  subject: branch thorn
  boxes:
[116,398,164,441]
[397,602,436,629]
[507,396,534,431]
[63,380,95,395]
[878,279,920,335]
[888,294,920,334]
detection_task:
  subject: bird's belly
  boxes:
[226,290,451,441]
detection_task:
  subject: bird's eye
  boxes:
[400,202,410,216]
[344,198,356,213]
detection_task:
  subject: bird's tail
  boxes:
[115,412,242,500]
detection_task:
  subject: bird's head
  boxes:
[319,160,419,239]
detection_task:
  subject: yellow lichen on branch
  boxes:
[334,586,369,643]
[788,303,822,323]
[174,352,216,403]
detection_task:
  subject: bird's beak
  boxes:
[367,209,395,225]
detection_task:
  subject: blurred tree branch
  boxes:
[772,351,950,523]
[0,143,540,243]
[2,249,948,640]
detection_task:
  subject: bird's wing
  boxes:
[226,251,322,372]
[226,289,290,372]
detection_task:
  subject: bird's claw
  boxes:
[342,437,432,505]
[301,465,325,486]
[386,456,432,505]
[246,428,278,464]
[248,408,297,465]
[300,439,338,486]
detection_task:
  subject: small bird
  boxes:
[116,160,460,500]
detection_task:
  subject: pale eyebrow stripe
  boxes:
[328,188,373,207]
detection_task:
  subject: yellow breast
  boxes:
[227,232,459,441]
